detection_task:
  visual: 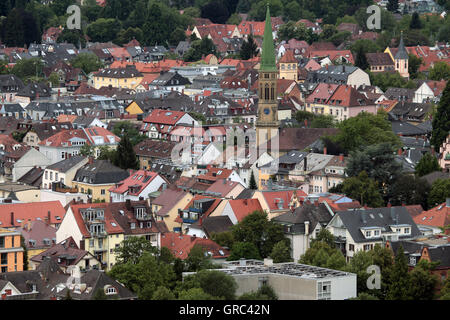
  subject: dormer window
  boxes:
[365,231,371,237]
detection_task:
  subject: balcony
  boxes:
[182,218,198,224]
[189,207,202,214]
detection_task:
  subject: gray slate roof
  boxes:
[46,155,86,173]
[274,203,332,235]
[335,207,421,244]
[74,160,129,184]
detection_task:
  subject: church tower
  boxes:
[256,4,279,147]
[394,32,409,79]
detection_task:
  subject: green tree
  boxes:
[185,244,215,272]
[355,47,369,70]
[48,72,60,88]
[111,121,146,146]
[240,34,258,60]
[108,252,176,300]
[210,231,235,249]
[70,52,104,75]
[115,27,144,46]
[341,171,384,207]
[86,18,122,43]
[178,287,215,300]
[310,229,335,248]
[345,250,374,294]
[270,240,292,263]
[92,288,108,300]
[346,142,403,197]
[310,114,336,128]
[415,153,441,177]
[79,144,95,157]
[408,54,424,79]
[228,242,261,260]
[389,174,430,210]
[11,58,44,83]
[114,134,139,170]
[239,284,278,300]
[227,12,242,25]
[428,178,450,208]
[408,260,438,300]
[431,80,450,149]
[12,131,26,143]
[387,245,411,300]
[440,277,450,300]
[57,29,86,49]
[249,171,257,190]
[114,236,157,265]
[350,293,380,300]
[410,12,422,29]
[183,37,217,62]
[429,61,450,81]
[324,111,402,154]
[152,286,175,300]
[231,211,287,258]
[177,270,237,300]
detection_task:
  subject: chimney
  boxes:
[323,147,327,155]
[303,157,307,171]
[10,212,14,226]
[27,219,32,231]
[339,153,344,162]
[304,119,308,128]
[88,156,94,164]
[263,258,273,267]
[387,202,392,208]
[304,221,310,235]
[397,148,402,156]
[57,89,60,101]
[314,200,318,207]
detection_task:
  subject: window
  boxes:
[89,239,94,247]
[409,256,416,266]
[363,244,372,251]
[1,253,7,265]
[374,230,380,236]
[0,237,4,248]
[404,228,410,234]
[101,189,105,195]
[106,286,117,295]
[318,281,331,300]
[365,231,371,237]
[348,244,354,252]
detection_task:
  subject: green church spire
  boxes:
[260,4,277,72]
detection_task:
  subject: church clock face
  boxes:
[264,108,270,115]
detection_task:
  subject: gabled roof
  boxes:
[46,155,86,173]
[260,189,307,211]
[74,160,129,185]
[30,236,88,267]
[0,201,65,228]
[274,202,332,235]
[191,215,234,238]
[206,179,242,197]
[152,187,189,217]
[413,202,450,228]
[327,84,373,107]
[228,198,263,222]
[279,50,297,63]
[335,206,422,243]
[109,200,162,235]
[142,108,188,125]
[18,220,56,250]
[69,203,124,238]
[161,232,230,259]
[366,52,394,66]
[109,170,161,196]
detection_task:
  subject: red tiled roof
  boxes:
[69,203,124,238]
[83,126,120,145]
[228,198,262,222]
[279,50,297,63]
[0,201,65,228]
[327,84,372,107]
[161,232,229,259]
[175,195,222,224]
[143,109,187,125]
[108,47,131,60]
[197,165,233,182]
[413,203,450,228]
[153,187,190,217]
[109,170,160,196]
[206,179,242,197]
[306,83,339,104]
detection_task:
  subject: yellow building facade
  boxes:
[0,229,24,273]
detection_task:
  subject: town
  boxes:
[0,0,449,301]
